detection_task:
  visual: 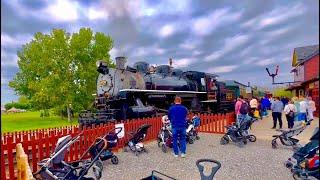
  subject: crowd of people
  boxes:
[234,95,317,129]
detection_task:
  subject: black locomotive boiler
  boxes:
[79,57,235,126]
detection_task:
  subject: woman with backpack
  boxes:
[284,100,297,129]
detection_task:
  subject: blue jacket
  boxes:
[168,104,188,128]
[261,98,271,109]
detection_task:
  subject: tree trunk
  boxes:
[67,106,71,122]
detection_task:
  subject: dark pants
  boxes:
[286,115,294,129]
[272,112,282,128]
[172,126,186,155]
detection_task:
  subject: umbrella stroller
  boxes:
[33,132,107,180]
[157,119,173,153]
[141,159,221,180]
[186,115,201,144]
[271,120,312,149]
[124,124,152,156]
[285,127,319,180]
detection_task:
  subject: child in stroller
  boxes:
[220,116,258,147]
[271,120,313,149]
[124,124,152,156]
[285,127,319,180]
[157,115,173,153]
[186,115,201,144]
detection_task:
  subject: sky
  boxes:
[1,0,319,104]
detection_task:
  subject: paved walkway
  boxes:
[251,111,319,143]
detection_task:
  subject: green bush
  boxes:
[4,102,32,110]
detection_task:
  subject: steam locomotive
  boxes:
[79,57,235,125]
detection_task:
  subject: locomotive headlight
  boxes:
[99,80,107,86]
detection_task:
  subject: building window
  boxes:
[299,89,304,97]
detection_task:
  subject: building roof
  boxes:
[293,45,319,66]
[224,80,247,87]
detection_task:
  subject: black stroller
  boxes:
[99,127,123,164]
[33,132,107,180]
[142,159,221,180]
[124,124,152,156]
[271,120,312,149]
[220,116,258,147]
[285,127,319,180]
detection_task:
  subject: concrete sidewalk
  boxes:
[251,111,319,143]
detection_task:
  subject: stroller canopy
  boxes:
[131,124,152,143]
[53,135,72,164]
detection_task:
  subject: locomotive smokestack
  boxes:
[115,56,127,70]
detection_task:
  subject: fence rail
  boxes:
[1,113,235,180]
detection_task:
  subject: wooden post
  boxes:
[16,143,34,180]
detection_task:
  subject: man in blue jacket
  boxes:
[168,96,188,158]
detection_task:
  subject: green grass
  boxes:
[1,111,78,133]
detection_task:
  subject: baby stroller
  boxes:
[220,116,258,147]
[33,132,107,180]
[285,127,319,180]
[271,120,312,149]
[124,124,152,156]
[142,159,221,180]
[186,115,201,144]
[157,116,173,153]
[99,127,123,164]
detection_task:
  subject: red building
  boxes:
[287,45,319,117]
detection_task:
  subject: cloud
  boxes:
[88,6,109,20]
[204,34,250,62]
[173,58,196,68]
[255,58,276,66]
[191,8,242,36]
[242,2,307,30]
[1,33,33,48]
[158,24,175,38]
[207,65,238,73]
[44,0,80,22]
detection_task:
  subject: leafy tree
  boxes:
[272,87,293,98]
[9,28,114,118]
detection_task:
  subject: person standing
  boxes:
[235,95,248,125]
[249,97,258,117]
[168,96,188,158]
[271,97,284,129]
[292,96,300,121]
[284,100,297,129]
[299,96,308,122]
[261,96,271,117]
[307,96,316,121]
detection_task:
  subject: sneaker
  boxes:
[173,153,178,158]
[181,154,186,158]
[271,127,276,129]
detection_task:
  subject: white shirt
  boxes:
[299,100,308,113]
[308,100,316,112]
[284,104,297,114]
[250,99,258,108]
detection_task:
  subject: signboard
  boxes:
[115,123,125,138]
[246,87,252,93]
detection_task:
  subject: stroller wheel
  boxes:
[157,140,161,147]
[111,156,119,165]
[188,138,194,144]
[271,140,278,149]
[123,146,129,152]
[196,135,200,140]
[135,151,139,156]
[161,144,167,153]
[220,135,229,145]
[248,135,256,142]
[93,160,103,180]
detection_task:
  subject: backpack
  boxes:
[239,102,250,115]
[288,110,294,118]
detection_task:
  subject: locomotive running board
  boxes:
[119,89,207,94]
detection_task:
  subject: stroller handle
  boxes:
[196,159,221,180]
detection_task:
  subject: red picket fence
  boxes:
[1,113,234,180]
